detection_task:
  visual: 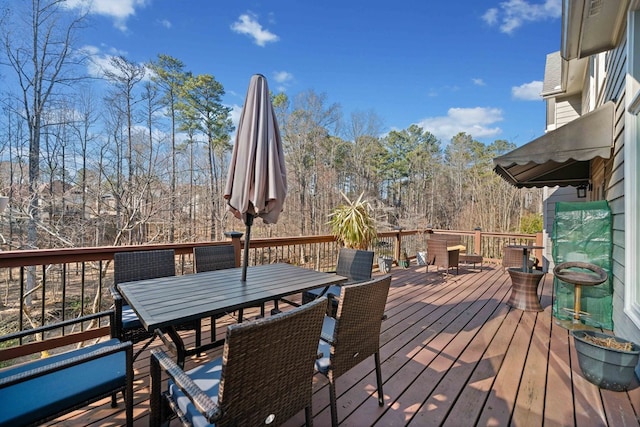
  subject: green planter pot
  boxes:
[571,330,640,391]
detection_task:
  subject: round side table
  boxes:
[506,268,545,311]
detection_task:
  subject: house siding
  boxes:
[555,95,582,123]
[603,31,640,341]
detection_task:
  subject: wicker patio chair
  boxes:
[502,247,536,271]
[301,248,374,316]
[194,245,247,342]
[110,249,201,360]
[149,296,328,427]
[316,275,392,427]
[0,311,133,426]
[427,238,460,275]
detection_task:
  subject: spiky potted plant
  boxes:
[328,192,377,251]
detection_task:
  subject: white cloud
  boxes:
[158,19,171,29]
[272,71,294,92]
[472,78,486,86]
[63,0,150,31]
[482,0,561,34]
[231,13,279,47]
[512,80,543,100]
[230,104,243,129]
[416,107,503,141]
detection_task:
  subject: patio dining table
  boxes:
[117,263,347,366]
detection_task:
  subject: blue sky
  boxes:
[66,0,562,146]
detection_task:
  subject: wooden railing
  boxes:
[0,229,541,349]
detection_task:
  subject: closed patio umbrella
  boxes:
[224,74,287,281]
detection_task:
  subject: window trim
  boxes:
[624,10,640,329]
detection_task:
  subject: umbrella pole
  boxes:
[242,213,254,281]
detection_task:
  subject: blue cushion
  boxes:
[168,357,222,427]
[316,316,336,375]
[316,340,332,375]
[122,304,142,329]
[305,285,342,299]
[0,338,126,426]
[320,316,336,342]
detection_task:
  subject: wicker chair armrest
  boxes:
[0,341,132,388]
[108,286,125,339]
[150,348,222,424]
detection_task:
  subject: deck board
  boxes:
[42,263,639,426]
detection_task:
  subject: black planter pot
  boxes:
[571,330,640,391]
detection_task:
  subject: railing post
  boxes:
[393,228,402,263]
[474,227,482,255]
[535,232,544,264]
[224,231,244,268]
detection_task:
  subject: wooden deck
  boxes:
[45,262,640,426]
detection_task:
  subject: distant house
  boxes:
[493,0,640,343]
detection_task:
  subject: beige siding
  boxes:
[554,95,581,125]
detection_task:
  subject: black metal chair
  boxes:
[110,249,201,360]
[149,296,328,427]
[315,275,392,426]
[302,248,374,316]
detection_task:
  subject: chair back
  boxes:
[427,239,450,268]
[330,275,391,378]
[502,247,534,270]
[335,248,374,283]
[193,245,237,273]
[217,296,327,425]
[114,249,176,284]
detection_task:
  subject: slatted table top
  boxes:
[117,263,346,331]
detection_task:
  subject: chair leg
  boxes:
[133,334,156,361]
[305,405,313,427]
[374,352,384,406]
[210,316,216,342]
[195,324,201,349]
[329,378,339,427]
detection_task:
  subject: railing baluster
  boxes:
[60,264,65,324]
[19,267,24,344]
[81,261,86,319]
[41,265,46,331]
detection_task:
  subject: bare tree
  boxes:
[0,0,87,304]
